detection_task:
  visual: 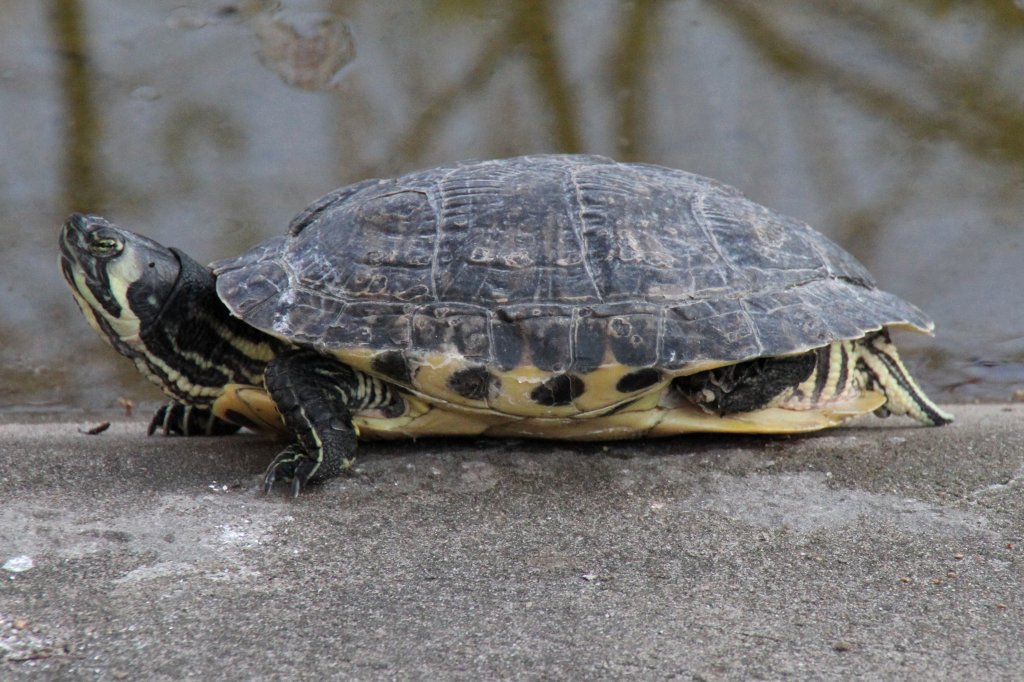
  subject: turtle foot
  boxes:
[262,444,357,496]
[263,444,320,497]
[148,402,240,437]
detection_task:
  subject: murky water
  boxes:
[2,0,1023,414]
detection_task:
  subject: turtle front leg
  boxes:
[148,402,241,437]
[263,349,398,496]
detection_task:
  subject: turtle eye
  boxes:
[89,235,123,257]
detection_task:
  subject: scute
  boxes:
[213,154,935,418]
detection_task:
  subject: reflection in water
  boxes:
[162,105,246,194]
[50,0,104,214]
[396,0,587,159]
[708,0,1024,401]
[609,0,660,161]
[713,0,1024,159]
[516,0,583,153]
[251,10,356,91]
[2,0,1022,411]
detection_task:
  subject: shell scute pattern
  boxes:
[294,189,437,305]
[568,312,606,375]
[521,315,572,372]
[214,155,934,418]
[434,161,603,305]
[410,305,491,359]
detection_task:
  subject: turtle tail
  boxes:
[854,332,953,426]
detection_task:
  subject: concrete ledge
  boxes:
[1,405,1022,678]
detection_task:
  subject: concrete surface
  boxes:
[0,405,1021,680]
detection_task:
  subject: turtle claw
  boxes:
[148,403,176,436]
[149,402,239,437]
[262,444,319,496]
[261,468,277,495]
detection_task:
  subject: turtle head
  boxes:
[60,213,279,406]
[59,213,182,351]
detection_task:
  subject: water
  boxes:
[2,0,1023,413]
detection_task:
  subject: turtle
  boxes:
[59,154,952,495]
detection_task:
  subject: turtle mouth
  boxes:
[58,213,90,281]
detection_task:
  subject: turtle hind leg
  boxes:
[262,348,405,496]
[672,334,952,428]
[855,332,953,427]
[673,353,817,415]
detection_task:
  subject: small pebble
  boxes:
[3,556,34,572]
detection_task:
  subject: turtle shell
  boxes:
[212,154,932,418]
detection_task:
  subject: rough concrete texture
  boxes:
[1,404,1021,680]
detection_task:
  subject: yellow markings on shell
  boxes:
[404,357,655,417]
[357,390,885,441]
[330,347,376,374]
[337,346,689,418]
[355,394,509,440]
[213,383,509,440]
[214,385,288,434]
[649,391,886,437]
[213,377,886,443]
[261,339,916,441]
